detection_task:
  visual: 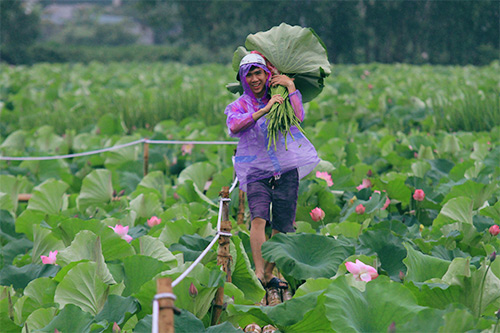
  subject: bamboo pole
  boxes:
[237,190,245,225]
[143,141,150,176]
[156,278,175,333]
[212,186,232,325]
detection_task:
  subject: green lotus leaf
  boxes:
[24,277,58,308]
[54,262,110,315]
[23,307,58,332]
[57,218,135,261]
[0,129,27,152]
[378,173,411,205]
[230,235,266,304]
[31,224,64,264]
[442,180,498,210]
[14,210,47,240]
[403,243,451,283]
[137,170,167,202]
[227,290,330,331]
[33,125,68,154]
[56,231,115,284]
[178,161,218,206]
[294,278,333,298]
[122,255,170,297]
[0,264,59,290]
[132,235,177,265]
[358,229,406,278]
[158,219,199,247]
[242,23,331,102]
[0,175,21,215]
[96,113,124,136]
[94,295,140,326]
[129,193,163,219]
[261,233,355,281]
[104,136,141,168]
[169,234,216,262]
[38,304,94,332]
[432,197,474,234]
[76,169,113,213]
[27,179,69,214]
[324,275,426,332]
[480,200,500,223]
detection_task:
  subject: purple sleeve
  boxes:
[289,90,304,122]
[225,102,256,138]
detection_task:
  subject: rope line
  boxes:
[0,138,239,161]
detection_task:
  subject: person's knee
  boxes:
[251,217,266,230]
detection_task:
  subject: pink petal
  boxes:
[123,234,133,243]
[345,261,361,275]
[360,273,373,282]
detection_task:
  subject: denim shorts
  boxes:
[246,169,299,233]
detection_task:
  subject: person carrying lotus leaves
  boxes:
[224,52,319,291]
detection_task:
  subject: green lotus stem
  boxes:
[478,260,492,317]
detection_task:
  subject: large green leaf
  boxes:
[261,233,355,281]
[324,275,426,332]
[230,235,266,304]
[56,230,115,284]
[31,224,64,264]
[132,235,177,265]
[37,304,94,332]
[23,307,58,332]
[432,197,474,234]
[56,218,135,261]
[54,262,110,315]
[442,180,498,210]
[129,193,163,218]
[403,243,450,283]
[0,175,21,215]
[241,23,331,102]
[227,290,330,331]
[0,264,59,290]
[122,255,170,297]
[94,295,140,326]
[76,169,113,213]
[27,179,69,214]
[136,170,167,202]
[480,200,500,223]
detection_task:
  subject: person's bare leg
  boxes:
[250,217,267,283]
[263,229,280,282]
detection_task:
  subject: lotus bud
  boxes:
[490,251,497,263]
[387,321,396,333]
[489,225,500,236]
[367,169,373,177]
[399,271,405,281]
[496,308,500,319]
[118,189,125,197]
[112,322,121,333]
[355,204,365,215]
[189,282,198,298]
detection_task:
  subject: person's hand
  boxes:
[269,74,296,92]
[263,94,284,113]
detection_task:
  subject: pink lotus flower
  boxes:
[355,204,366,215]
[112,322,121,333]
[181,144,194,156]
[147,216,162,227]
[316,171,333,186]
[413,189,425,201]
[345,259,378,282]
[310,207,325,222]
[356,179,372,191]
[110,224,133,243]
[41,250,58,265]
[490,225,500,236]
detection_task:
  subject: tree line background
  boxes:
[1,0,499,66]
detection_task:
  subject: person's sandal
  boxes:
[266,277,288,289]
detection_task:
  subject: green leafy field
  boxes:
[0,61,499,332]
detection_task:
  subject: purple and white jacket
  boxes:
[224,62,320,192]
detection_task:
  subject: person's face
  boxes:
[245,66,269,98]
